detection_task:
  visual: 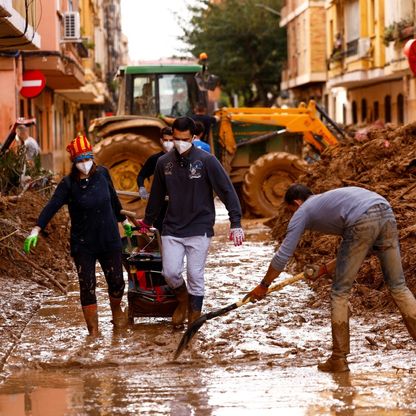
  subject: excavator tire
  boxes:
[93,133,161,214]
[242,152,307,218]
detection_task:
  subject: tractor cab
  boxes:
[117,65,212,117]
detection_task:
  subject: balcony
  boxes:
[0,0,40,49]
[384,19,415,46]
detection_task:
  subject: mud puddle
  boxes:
[0,202,415,415]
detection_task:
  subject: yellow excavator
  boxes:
[212,100,344,217]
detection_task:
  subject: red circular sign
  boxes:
[20,70,46,98]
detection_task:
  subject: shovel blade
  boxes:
[173,315,207,360]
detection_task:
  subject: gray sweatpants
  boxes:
[161,235,211,296]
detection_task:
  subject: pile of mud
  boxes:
[0,189,73,291]
[0,189,73,370]
[271,122,416,313]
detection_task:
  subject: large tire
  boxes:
[242,152,307,218]
[93,133,161,214]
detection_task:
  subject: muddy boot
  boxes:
[188,294,204,326]
[402,316,416,341]
[390,288,416,341]
[109,296,127,328]
[318,322,350,373]
[82,304,99,337]
[172,283,188,326]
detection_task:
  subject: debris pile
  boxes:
[271,122,416,312]
[0,189,73,293]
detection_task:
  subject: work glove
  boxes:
[122,219,133,238]
[303,263,330,280]
[246,283,268,302]
[139,186,149,200]
[229,227,245,246]
[137,219,151,234]
[24,226,40,254]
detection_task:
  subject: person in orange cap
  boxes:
[23,134,133,336]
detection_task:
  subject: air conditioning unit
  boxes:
[63,11,80,40]
[358,37,371,58]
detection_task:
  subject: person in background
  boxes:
[138,116,244,327]
[15,124,40,164]
[23,134,134,337]
[192,120,211,153]
[136,126,174,232]
[248,184,416,373]
[190,103,217,144]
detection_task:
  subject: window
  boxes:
[133,76,156,116]
[361,98,367,122]
[159,74,197,117]
[373,101,379,120]
[345,0,360,56]
[352,100,358,124]
[384,95,392,123]
[397,93,404,124]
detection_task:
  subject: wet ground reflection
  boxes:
[0,202,415,415]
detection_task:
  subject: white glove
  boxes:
[229,227,244,246]
[139,186,149,200]
[29,226,41,237]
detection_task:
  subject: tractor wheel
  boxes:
[242,152,307,218]
[93,133,161,214]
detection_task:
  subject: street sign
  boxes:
[20,70,46,98]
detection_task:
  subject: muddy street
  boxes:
[0,203,415,415]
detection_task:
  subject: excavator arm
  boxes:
[216,100,340,155]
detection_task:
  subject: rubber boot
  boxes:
[318,322,350,373]
[82,304,99,336]
[188,294,204,326]
[172,283,188,326]
[390,288,416,341]
[109,296,127,328]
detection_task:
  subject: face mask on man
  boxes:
[162,141,174,152]
[174,140,192,154]
[76,160,93,175]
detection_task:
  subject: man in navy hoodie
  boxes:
[139,117,244,326]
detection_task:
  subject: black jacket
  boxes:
[137,151,164,187]
[144,146,241,237]
[37,166,125,255]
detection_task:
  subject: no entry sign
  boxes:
[20,70,46,98]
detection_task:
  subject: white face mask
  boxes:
[174,140,192,154]
[76,160,93,175]
[162,141,174,152]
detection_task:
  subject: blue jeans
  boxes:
[333,204,416,329]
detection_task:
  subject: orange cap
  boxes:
[66,133,93,162]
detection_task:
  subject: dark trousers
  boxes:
[73,250,125,306]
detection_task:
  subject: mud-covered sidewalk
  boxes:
[0,202,415,415]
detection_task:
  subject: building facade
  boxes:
[280,0,327,104]
[0,0,127,174]
[326,0,416,125]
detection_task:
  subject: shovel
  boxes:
[173,260,336,360]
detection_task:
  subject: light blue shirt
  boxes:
[271,187,389,270]
[193,139,211,153]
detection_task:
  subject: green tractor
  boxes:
[90,63,214,213]
[90,62,338,217]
